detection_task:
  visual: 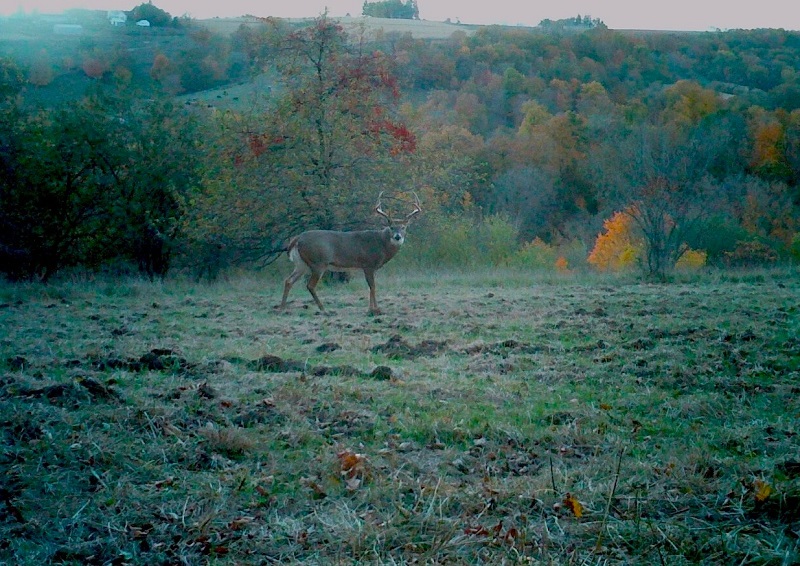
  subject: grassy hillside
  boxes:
[201,15,476,39]
[0,12,474,108]
[1,268,798,563]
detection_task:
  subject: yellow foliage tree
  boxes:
[751,121,784,168]
[587,210,640,272]
[675,248,707,270]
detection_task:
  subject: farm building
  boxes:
[107,11,127,26]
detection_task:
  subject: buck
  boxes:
[278,193,421,314]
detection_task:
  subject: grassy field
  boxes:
[1,267,799,564]
[200,16,477,39]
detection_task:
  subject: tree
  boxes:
[186,15,417,273]
[150,53,172,81]
[28,49,54,87]
[0,102,122,280]
[114,95,204,278]
[594,124,714,279]
[362,0,419,19]
[130,2,175,27]
[0,86,204,281]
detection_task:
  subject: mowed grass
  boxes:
[1,267,799,564]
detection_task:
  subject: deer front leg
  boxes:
[307,269,326,311]
[364,269,381,314]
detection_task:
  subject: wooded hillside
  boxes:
[1,10,799,281]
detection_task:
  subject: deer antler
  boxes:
[406,191,422,220]
[375,191,392,224]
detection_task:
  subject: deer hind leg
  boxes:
[364,269,381,315]
[306,268,326,311]
[279,267,306,309]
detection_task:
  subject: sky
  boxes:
[3,0,800,31]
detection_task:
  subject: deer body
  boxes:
[278,194,420,314]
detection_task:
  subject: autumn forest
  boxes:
[2,5,800,281]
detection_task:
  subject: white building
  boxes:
[107,11,127,26]
[136,19,151,27]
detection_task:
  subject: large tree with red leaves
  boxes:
[189,15,417,273]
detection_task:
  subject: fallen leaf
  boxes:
[153,476,176,489]
[129,523,153,539]
[228,516,255,531]
[337,449,367,479]
[563,493,583,518]
[464,525,490,536]
[754,479,772,503]
[504,527,519,543]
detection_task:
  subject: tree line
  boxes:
[2,15,800,282]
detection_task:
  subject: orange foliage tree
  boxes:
[587,209,640,272]
[150,53,172,81]
[81,57,108,79]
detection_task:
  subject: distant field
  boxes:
[181,16,475,110]
[1,268,798,563]
[200,15,477,39]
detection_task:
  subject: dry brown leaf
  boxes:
[754,479,772,503]
[504,527,519,543]
[337,449,367,478]
[228,516,255,531]
[153,476,176,489]
[563,493,583,518]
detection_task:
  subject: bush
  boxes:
[790,233,800,263]
[685,216,750,266]
[479,214,518,266]
[404,213,525,268]
[675,248,707,271]
[404,213,479,268]
[509,238,557,270]
[723,240,778,267]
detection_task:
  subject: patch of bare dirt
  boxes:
[371,334,449,359]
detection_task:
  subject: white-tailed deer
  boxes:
[278,193,421,314]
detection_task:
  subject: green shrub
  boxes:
[509,237,556,270]
[403,213,479,268]
[790,233,800,263]
[685,216,750,265]
[479,214,518,266]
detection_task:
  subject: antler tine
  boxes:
[375,191,392,224]
[406,191,422,220]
